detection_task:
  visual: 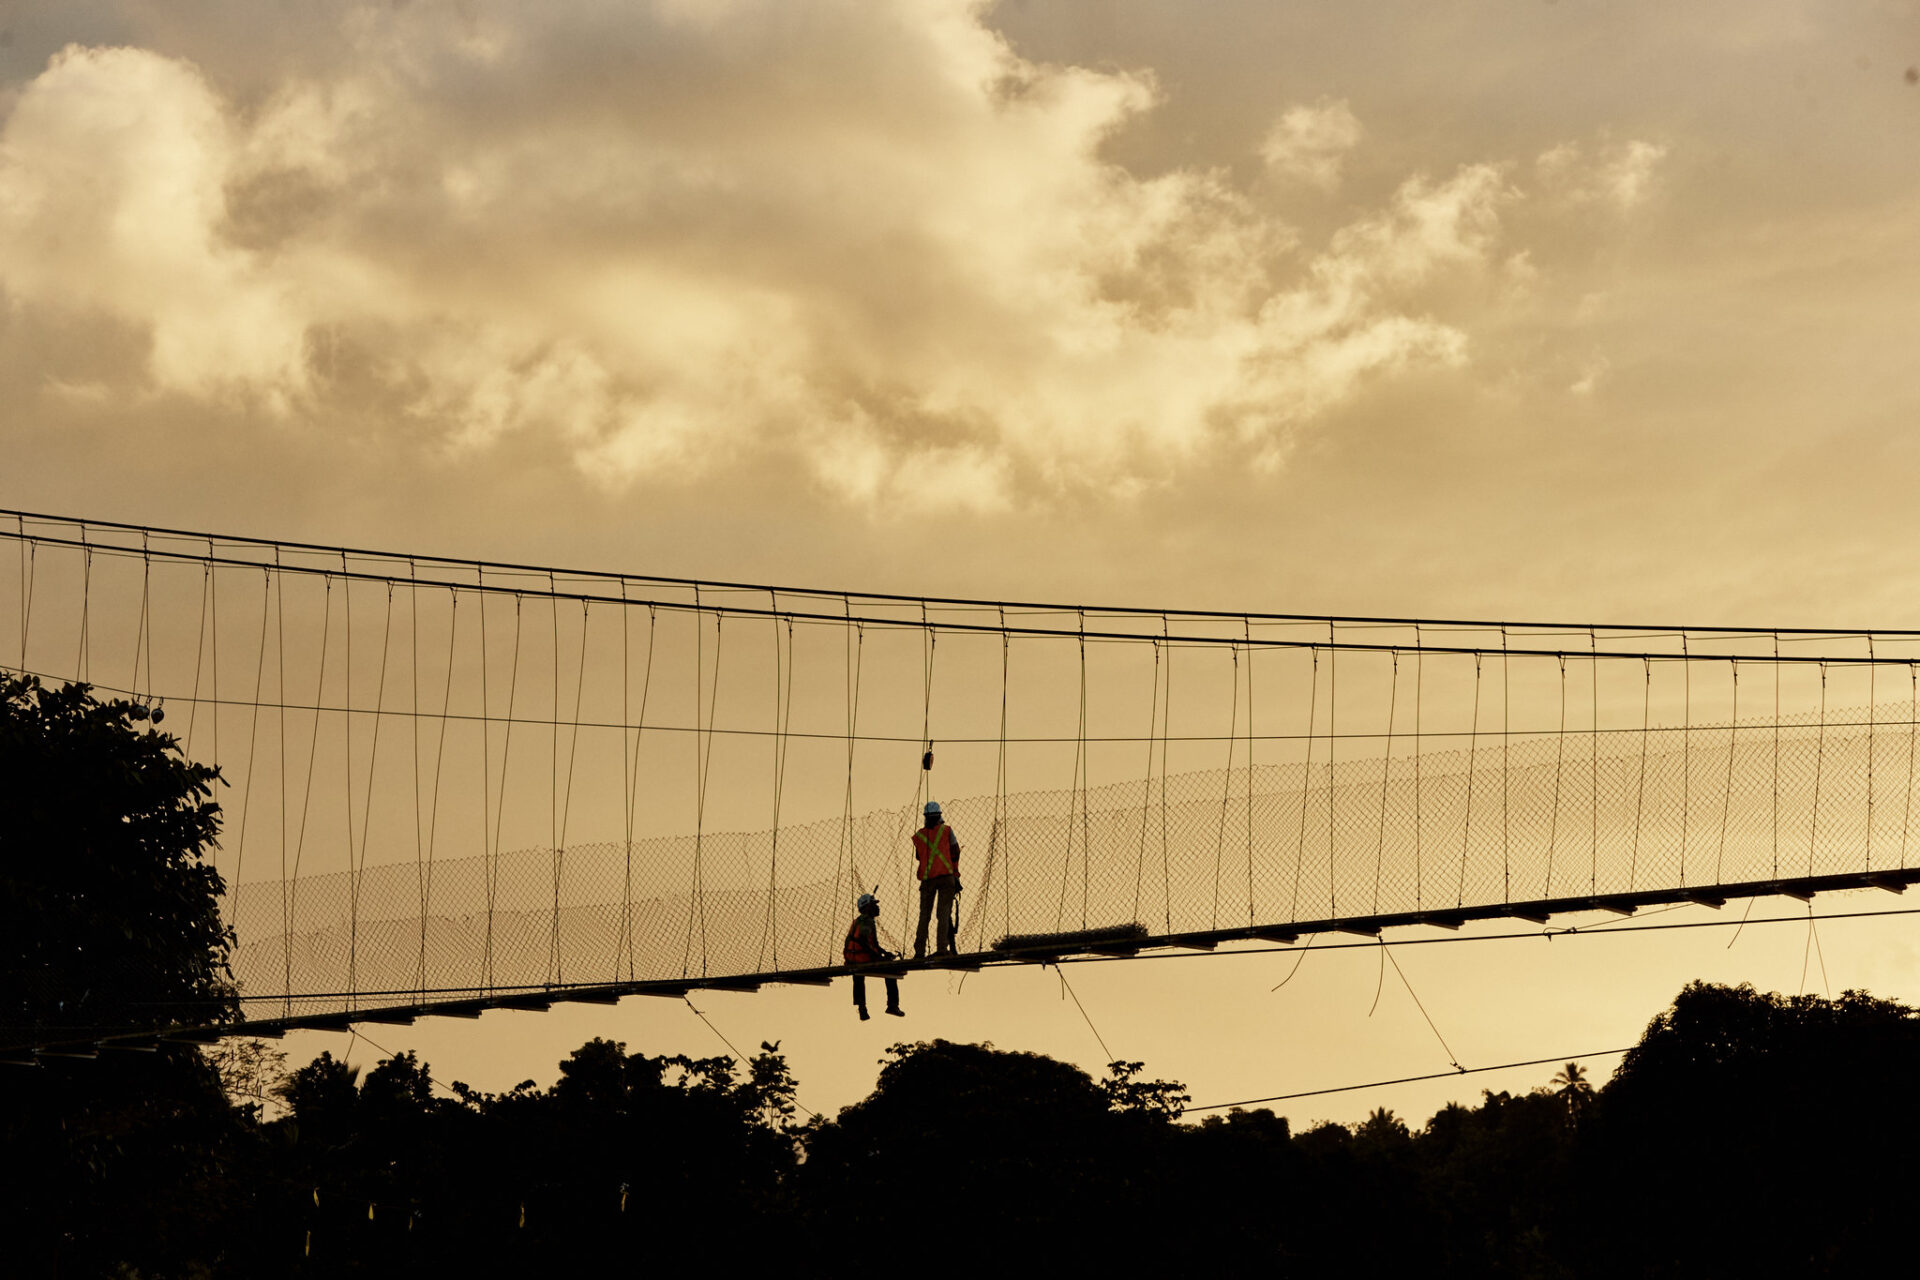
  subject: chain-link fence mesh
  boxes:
[229,701,1915,1015]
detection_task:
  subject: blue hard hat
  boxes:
[857,893,878,912]
[924,800,942,819]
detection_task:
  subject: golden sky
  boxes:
[6,0,1920,1122]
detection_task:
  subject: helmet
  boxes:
[924,800,943,820]
[857,893,878,912]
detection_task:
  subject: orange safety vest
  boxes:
[844,914,882,964]
[913,823,958,880]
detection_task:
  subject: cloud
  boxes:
[0,2,1635,507]
[1537,138,1669,212]
[1260,98,1363,191]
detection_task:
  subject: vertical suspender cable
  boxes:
[342,565,354,1000]
[1372,651,1399,915]
[1773,633,1781,878]
[1501,628,1509,902]
[410,571,424,994]
[1159,617,1173,932]
[1681,636,1691,885]
[1457,652,1481,908]
[348,583,394,1006]
[1716,659,1737,886]
[1414,626,1423,909]
[1213,645,1238,930]
[422,589,457,993]
[1629,657,1650,891]
[1328,627,1338,914]
[1809,660,1828,877]
[185,563,211,759]
[998,617,1011,944]
[688,608,723,978]
[760,601,795,971]
[1904,663,1917,871]
[1728,656,1743,886]
[76,538,91,682]
[1867,637,1877,869]
[552,599,589,984]
[485,593,525,993]
[276,559,292,1014]
[1589,629,1599,895]
[287,576,335,1005]
[1245,619,1257,926]
[227,569,271,937]
[1077,623,1089,930]
[1290,647,1318,922]
[1056,627,1087,932]
[549,576,560,983]
[620,603,657,982]
[1546,654,1566,898]
[1135,638,1160,927]
[479,583,493,988]
[13,517,27,668]
[129,538,150,701]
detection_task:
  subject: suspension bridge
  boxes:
[5,507,1918,1058]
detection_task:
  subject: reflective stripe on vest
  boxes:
[914,824,957,880]
[844,916,880,964]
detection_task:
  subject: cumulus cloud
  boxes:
[0,2,1643,506]
[1537,137,1669,212]
[1260,98,1363,191]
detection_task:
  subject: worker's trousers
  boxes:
[851,971,900,1013]
[915,874,959,957]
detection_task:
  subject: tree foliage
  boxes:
[0,675,232,1039]
[3,709,1915,1279]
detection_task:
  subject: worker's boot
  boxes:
[858,1005,870,1021]
[885,1002,904,1017]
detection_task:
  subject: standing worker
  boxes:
[843,893,903,1020]
[912,800,962,958]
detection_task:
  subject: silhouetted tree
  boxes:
[0,675,232,1039]
[0,677,244,1275]
[1573,981,1920,1277]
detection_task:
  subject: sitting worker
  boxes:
[912,800,962,958]
[843,892,903,1020]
